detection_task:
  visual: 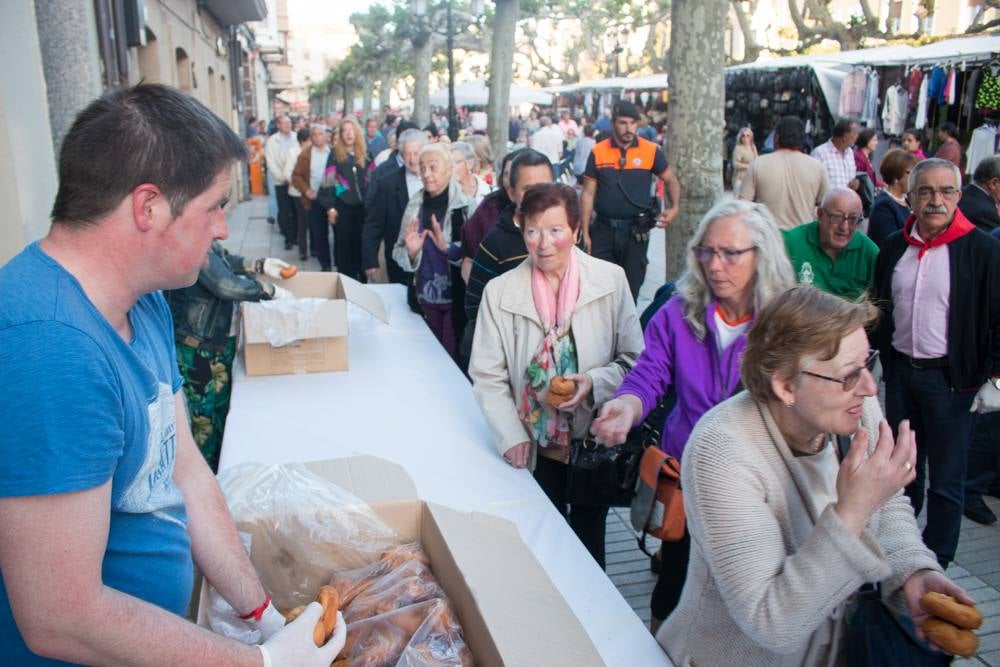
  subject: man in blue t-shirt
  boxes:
[0,85,344,666]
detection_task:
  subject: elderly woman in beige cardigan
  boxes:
[659,286,973,665]
[469,183,644,569]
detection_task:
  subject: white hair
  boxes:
[398,128,427,149]
[908,157,961,192]
[676,199,795,340]
[419,142,453,166]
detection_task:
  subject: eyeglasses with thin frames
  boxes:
[801,349,879,392]
[912,186,960,200]
[692,245,756,265]
[822,210,862,227]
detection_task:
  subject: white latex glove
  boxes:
[970,380,1000,413]
[268,285,295,301]
[262,258,291,280]
[247,601,286,642]
[258,603,345,667]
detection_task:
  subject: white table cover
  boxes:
[220,284,670,667]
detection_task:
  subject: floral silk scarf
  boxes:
[518,251,581,448]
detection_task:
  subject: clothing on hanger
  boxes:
[839,69,867,117]
[977,66,1000,113]
[928,66,948,104]
[908,68,924,110]
[881,83,909,136]
[861,69,880,126]
[915,75,930,130]
[967,123,999,175]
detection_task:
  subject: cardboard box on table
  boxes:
[241,272,388,376]
[198,455,603,666]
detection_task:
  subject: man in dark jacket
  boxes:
[460,149,554,366]
[958,155,1000,232]
[362,127,425,284]
[873,158,1000,567]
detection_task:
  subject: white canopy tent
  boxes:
[428,78,553,107]
[544,73,669,95]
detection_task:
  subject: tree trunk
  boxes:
[343,81,355,116]
[664,0,727,280]
[412,34,432,126]
[379,74,395,116]
[361,74,375,120]
[487,0,519,164]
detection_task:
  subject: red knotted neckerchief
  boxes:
[901,209,975,260]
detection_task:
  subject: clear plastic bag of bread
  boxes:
[205,462,401,641]
[336,598,473,667]
[335,553,445,624]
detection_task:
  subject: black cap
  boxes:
[612,100,641,121]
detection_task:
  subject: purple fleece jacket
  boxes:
[616,295,749,460]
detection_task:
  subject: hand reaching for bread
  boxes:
[919,591,981,658]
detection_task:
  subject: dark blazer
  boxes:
[958,183,1000,232]
[362,165,412,284]
[873,214,1000,391]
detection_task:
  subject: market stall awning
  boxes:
[544,73,669,95]
[429,78,553,107]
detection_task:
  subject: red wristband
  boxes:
[239,595,271,622]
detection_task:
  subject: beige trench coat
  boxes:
[469,248,645,470]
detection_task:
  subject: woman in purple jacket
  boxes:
[592,199,793,630]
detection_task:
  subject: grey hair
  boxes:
[820,187,862,211]
[451,141,476,165]
[676,199,795,340]
[398,128,428,149]
[909,157,961,192]
[419,142,453,166]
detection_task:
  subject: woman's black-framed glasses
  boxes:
[692,245,757,265]
[801,349,879,392]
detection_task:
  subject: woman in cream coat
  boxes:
[469,183,644,569]
[659,286,973,666]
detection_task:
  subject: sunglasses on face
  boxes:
[800,349,879,392]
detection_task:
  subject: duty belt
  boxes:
[596,216,635,230]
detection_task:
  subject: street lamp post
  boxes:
[446,0,457,141]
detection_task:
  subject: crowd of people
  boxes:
[1,79,999,667]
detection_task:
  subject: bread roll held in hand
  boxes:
[279,264,298,279]
[920,591,983,629]
[547,376,576,406]
[313,586,341,647]
[923,617,979,658]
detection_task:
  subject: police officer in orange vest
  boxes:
[580,101,680,300]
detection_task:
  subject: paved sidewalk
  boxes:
[225,196,1000,665]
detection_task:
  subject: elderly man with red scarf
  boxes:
[873,157,1000,569]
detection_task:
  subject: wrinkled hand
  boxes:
[427,214,448,253]
[833,419,916,536]
[248,601,286,642]
[268,285,294,301]
[327,208,338,225]
[404,218,426,259]
[969,380,1000,413]
[258,603,345,667]
[903,569,975,650]
[555,373,593,412]
[591,395,643,445]
[262,258,291,279]
[504,441,531,468]
[656,207,679,228]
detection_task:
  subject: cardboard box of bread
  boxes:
[198,455,603,666]
[241,272,389,376]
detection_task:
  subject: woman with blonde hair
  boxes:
[326,116,368,280]
[731,127,757,193]
[465,134,496,188]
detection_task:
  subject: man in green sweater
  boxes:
[782,188,878,300]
